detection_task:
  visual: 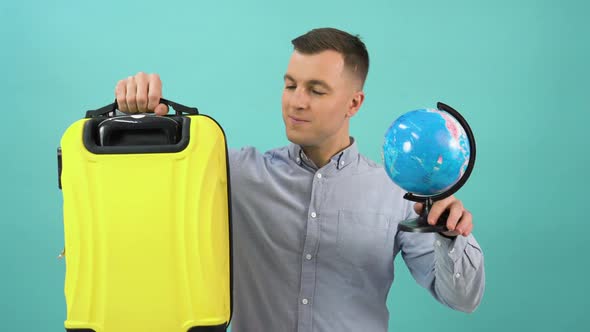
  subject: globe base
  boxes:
[398,207,449,233]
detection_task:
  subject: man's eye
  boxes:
[312,90,326,95]
[285,85,296,90]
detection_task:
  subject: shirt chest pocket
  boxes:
[336,210,393,268]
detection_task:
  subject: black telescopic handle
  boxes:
[404,101,477,203]
[85,98,199,118]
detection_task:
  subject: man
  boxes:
[115,27,484,332]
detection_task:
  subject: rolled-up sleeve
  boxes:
[396,221,485,313]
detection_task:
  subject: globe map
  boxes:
[383,108,470,196]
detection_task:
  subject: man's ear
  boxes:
[345,90,365,118]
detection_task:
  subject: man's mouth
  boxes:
[288,115,310,124]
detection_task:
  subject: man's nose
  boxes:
[290,87,310,110]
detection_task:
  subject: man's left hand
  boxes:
[414,195,473,237]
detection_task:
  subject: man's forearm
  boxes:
[431,233,485,313]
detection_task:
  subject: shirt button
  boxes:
[317,173,322,179]
[455,273,461,279]
[305,254,312,260]
[296,157,301,163]
[311,212,317,218]
[302,298,309,305]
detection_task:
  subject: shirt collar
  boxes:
[288,137,358,171]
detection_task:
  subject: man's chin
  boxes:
[286,132,314,147]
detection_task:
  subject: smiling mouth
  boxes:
[288,116,310,123]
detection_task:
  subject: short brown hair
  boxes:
[291,27,369,87]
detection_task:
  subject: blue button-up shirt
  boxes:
[228,138,485,332]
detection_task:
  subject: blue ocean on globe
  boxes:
[383,108,470,196]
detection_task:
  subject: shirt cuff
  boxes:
[434,232,469,264]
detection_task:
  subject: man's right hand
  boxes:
[115,72,169,115]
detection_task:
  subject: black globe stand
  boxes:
[395,102,477,233]
[398,196,449,233]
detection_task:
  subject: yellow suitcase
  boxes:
[58,99,232,332]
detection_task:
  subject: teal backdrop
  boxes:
[1,0,588,331]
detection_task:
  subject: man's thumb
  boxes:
[154,103,169,116]
[414,202,424,215]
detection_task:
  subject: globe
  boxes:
[383,108,471,196]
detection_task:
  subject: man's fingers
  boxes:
[445,203,464,231]
[135,72,149,112]
[154,103,169,116]
[125,76,138,113]
[114,72,166,115]
[147,74,162,112]
[464,221,473,236]
[454,210,473,236]
[115,79,128,113]
[428,199,450,225]
[428,195,474,237]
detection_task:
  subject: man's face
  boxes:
[282,50,361,148]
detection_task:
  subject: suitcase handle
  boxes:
[85,98,198,118]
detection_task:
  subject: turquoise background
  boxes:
[1,0,588,330]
